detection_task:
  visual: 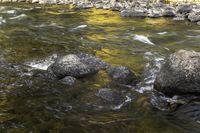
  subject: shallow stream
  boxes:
[0,3,200,133]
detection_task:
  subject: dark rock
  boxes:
[120,8,146,17]
[48,54,108,79]
[176,4,193,14]
[60,76,76,86]
[154,50,200,96]
[188,12,200,22]
[107,66,137,85]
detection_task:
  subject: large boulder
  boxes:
[48,54,108,79]
[107,66,138,85]
[154,50,200,96]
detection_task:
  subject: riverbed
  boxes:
[0,3,200,133]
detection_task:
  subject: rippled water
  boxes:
[0,3,200,133]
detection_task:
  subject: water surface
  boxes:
[0,3,200,133]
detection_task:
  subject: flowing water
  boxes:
[0,3,200,133]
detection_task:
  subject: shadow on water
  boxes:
[0,3,200,133]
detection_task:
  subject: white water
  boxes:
[112,96,132,110]
[2,10,16,14]
[72,24,88,30]
[157,32,168,35]
[133,34,155,45]
[32,22,65,28]
[0,17,6,25]
[25,54,57,70]
[9,14,27,20]
[137,52,164,93]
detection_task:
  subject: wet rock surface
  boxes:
[107,66,138,85]
[154,50,200,96]
[48,54,108,79]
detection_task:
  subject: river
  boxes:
[0,3,200,133]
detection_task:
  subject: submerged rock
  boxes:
[48,54,108,79]
[107,66,137,85]
[96,88,124,105]
[154,50,200,96]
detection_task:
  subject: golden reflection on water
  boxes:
[83,8,124,25]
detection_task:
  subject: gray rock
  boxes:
[107,66,137,85]
[197,21,200,25]
[188,12,200,22]
[147,8,164,18]
[60,76,76,86]
[163,7,176,17]
[94,1,104,9]
[173,14,186,21]
[48,54,108,79]
[120,8,146,17]
[76,2,93,9]
[176,4,193,14]
[154,50,200,96]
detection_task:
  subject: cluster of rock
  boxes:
[47,53,138,86]
[1,0,200,25]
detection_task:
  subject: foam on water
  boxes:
[137,52,164,93]
[2,10,16,14]
[9,14,27,20]
[157,32,168,35]
[25,54,57,70]
[133,34,155,45]
[72,24,87,30]
[112,96,132,110]
[32,23,65,28]
[0,17,6,25]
